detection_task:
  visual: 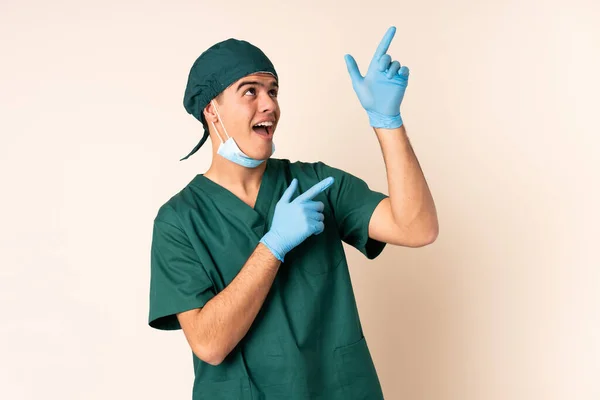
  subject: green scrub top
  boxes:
[149,158,389,399]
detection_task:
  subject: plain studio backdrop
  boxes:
[1,0,598,399]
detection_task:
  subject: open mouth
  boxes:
[252,123,273,136]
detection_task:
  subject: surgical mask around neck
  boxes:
[211,100,275,168]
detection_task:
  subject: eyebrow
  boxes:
[236,80,279,92]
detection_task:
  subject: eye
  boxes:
[243,87,278,98]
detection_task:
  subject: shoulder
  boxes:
[153,175,206,226]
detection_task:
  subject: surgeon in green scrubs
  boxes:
[149,26,438,399]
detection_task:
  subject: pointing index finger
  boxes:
[373,26,396,61]
[295,177,335,202]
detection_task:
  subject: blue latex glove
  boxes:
[344,26,410,129]
[260,177,334,262]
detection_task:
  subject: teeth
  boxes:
[254,121,273,127]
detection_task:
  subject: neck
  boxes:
[204,154,267,195]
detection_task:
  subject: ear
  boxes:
[202,101,218,124]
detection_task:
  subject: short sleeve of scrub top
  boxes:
[148,205,216,330]
[312,161,388,259]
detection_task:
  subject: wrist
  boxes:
[366,109,403,129]
[259,231,285,262]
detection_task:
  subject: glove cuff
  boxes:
[367,110,403,129]
[259,232,285,262]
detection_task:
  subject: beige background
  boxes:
[1,0,599,399]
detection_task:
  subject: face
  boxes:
[204,72,280,160]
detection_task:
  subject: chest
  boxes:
[234,192,258,209]
[185,201,344,292]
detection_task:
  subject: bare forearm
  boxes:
[374,125,438,235]
[192,243,280,364]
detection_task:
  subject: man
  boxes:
[149,26,438,399]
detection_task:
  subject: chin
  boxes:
[246,141,274,160]
[252,149,273,160]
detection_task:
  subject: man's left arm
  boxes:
[344,25,438,247]
[369,125,438,247]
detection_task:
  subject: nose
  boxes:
[258,91,278,114]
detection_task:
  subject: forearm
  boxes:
[375,125,438,235]
[193,243,280,364]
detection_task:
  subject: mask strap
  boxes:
[211,100,230,143]
[211,121,224,145]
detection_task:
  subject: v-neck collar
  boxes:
[191,158,278,237]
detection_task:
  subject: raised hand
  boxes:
[344,26,410,129]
